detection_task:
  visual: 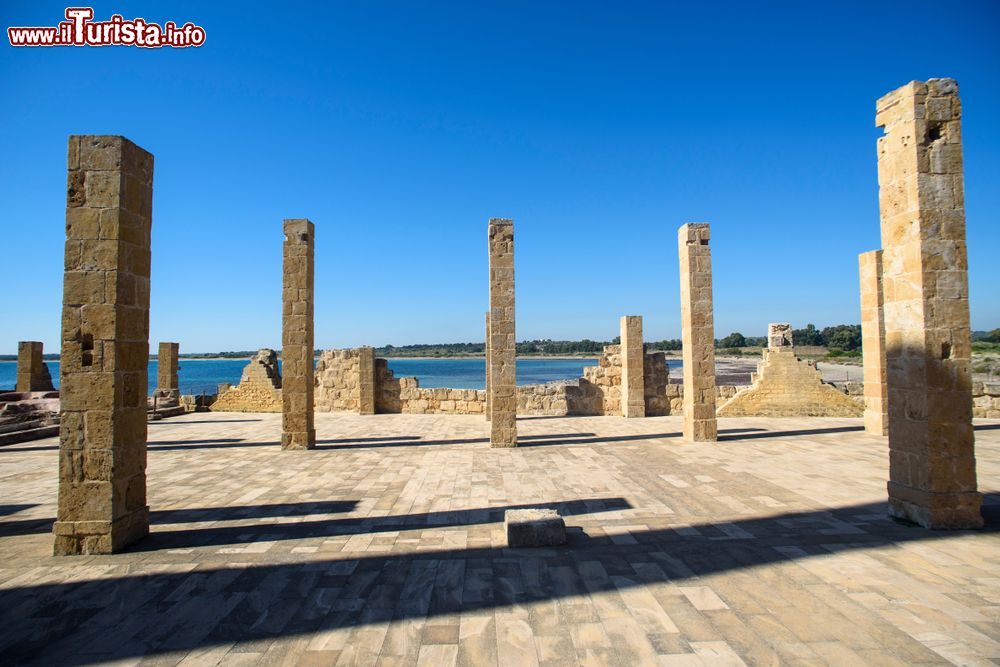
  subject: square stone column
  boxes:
[54,135,153,555]
[488,218,516,447]
[859,251,888,436]
[16,341,54,392]
[876,78,981,528]
[358,346,375,415]
[620,316,645,418]
[281,219,315,450]
[156,342,179,396]
[678,223,717,442]
[484,311,491,422]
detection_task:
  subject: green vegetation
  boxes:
[4,326,995,360]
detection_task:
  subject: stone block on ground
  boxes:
[504,508,566,547]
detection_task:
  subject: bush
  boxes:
[826,348,861,359]
[718,332,747,348]
[719,347,743,356]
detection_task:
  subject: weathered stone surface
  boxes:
[281,219,315,450]
[358,347,375,416]
[55,135,152,556]
[876,78,981,529]
[678,223,717,441]
[488,218,516,447]
[768,323,793,349]
[504,508,566,547]
[859,251,888,436]
[484,311,491,422]
[16,341,54,393]
[315,348,376,415]
[620,316,645,418]
[212,349,282,412]
[152,342,180,407]
[717,325,864,418]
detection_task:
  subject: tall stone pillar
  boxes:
[156,342,179,397]
[678,223,717,442]
[16,341,54,392]
[54,135,153,555]
[620,316,645,418]
[484,311,491,422]
[358,346,375,415]
[876,78,981,529]
[488,218,516,447]
[281,219,315,450]
[859,251,888,436]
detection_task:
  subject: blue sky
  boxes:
[2,1,998,354]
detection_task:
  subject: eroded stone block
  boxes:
[505,508,566,547]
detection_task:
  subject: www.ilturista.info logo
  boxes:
[8,7,206,48]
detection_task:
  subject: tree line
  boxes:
[4,327,996,361]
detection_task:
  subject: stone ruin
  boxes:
[150,342,184,418]
[55,135,153,555]
[212,349,283,412]
[716,323,864,418]
[16,341,54,392]
[873,78,980,529]
[678,223,718,442]
[40,78,986,557]
[487,218,517,447]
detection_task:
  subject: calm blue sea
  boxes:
[0,357,680,395]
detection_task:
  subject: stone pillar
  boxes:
[488,218,516,447]
[876,78,981,529]
[677,223,717,442]
[156,342,179,397]
[859,251,888,436]
[768,323,793,350]
[620,316,645,418]
[484,311,491,422]
[358,346,375,415]
[16,341,54,392]
[54,135,153,555]
[281,219,315,450]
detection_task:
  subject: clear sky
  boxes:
[2,1,998,354]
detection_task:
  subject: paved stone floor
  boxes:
[1,412,999,666]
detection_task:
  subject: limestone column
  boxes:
[859,251,888,436]
[876,78,981,528]
[484,311,491,422]
[16,341,54,392]
[678,223,717,442]
[281,219,315,450]
[156,342,179,396]
[620,316,645,418]
[54,135,153,555]
[358,346,375,415]
[488,218,516,447]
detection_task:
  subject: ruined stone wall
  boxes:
[315,349,362,412]
[973,382,1000,418]
[575,345,671,416]
[211,349,282,412]
[717,346,864,418]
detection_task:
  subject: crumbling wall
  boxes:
[717,347,863,417]
[973,382,1000,418]
[315,349,362,412]
[211,349,282,412]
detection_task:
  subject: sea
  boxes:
[0,357,683,395]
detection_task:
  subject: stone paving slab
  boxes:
[0,412,998,665]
